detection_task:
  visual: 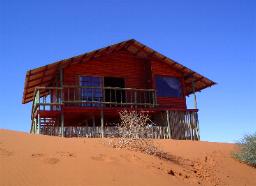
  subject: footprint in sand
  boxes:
[91,154,105,161]
[0,147,13,157]
[56,151,75,158]
[119,154,141,162]
[91,154,119,163]
[31,153,44,158]
[31,153,60,165]
[105,156,119,162]
[44,157,60,164]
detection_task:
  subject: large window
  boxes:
[80,76,103,106]
[155,76,182,97]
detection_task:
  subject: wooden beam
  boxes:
[166,110,171,139]
[146,51,156,59]
[126,43,187,77]
[61,112,64,137]
[26,78,54,91]
[40,65,48,85]
[77,41,127,65]
[185,77,205,85]
[192,79,198,109]
[92,115,95,128]
[29,64,58,76]
[184,72,196,79]
[61,57,75,69]
[27,72,55,84]
[178,66,187,71]
[37,113,41,134]
[101,110,104,138]
[133,45,146,56]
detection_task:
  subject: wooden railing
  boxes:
[31,87,63,118]
[166,110,200,140]
[40,126,169,139]
[64,86,157,107]
[32,86,157,113]
[33,109,199,140]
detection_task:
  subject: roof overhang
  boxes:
[22,39,216,104]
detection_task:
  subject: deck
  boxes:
[30,86,200,140]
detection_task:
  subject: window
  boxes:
[155,76,182,97]
[80,76,103,106]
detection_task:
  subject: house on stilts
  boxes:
[22,39,216,140]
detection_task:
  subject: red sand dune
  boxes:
[0,129,255,186]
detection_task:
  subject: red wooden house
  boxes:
[22,39,215,140]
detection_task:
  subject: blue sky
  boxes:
[0,0,255,142]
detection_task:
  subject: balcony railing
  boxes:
[32,86,157,114]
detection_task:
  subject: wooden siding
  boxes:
[63,51,147,89]
[151,60,182,77]
[156,97,186,109]
[63,51,187,109]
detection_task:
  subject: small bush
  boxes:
[108,110,174,161]
[233,133,256,167]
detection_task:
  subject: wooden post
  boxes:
[61,112,64,137]
[37,113,41,134]
[30,120,34,134]
[100,110,104,138]
[59,67,64,137]
[134,91,137,105]
[36,88,41,134]
[31,120,34,134]
[92,115,96,127]
[92,115,96,137]
[59,67,63,102]
[192,79,197,109]
[153,90,157,107]
[33,118,37,134]
[166,110,171,139]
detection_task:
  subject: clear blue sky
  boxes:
[0,0,255,142]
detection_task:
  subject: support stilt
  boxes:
[92,115,96,127]
[192,79,197,109]
[61,112,64,137]
[166,110,171,139]
[37,113,41,134]
[92,115,96,137]
[100,110,104,138]
[33,119,36,134]
[30,120,34,134]
[59,66,64,137]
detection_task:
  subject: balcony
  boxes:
[32,86,157,115]
[31,86,199,140]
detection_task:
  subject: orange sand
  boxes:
[0,129,255,186]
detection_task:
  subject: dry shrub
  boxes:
[108,110,174,161]
[233,133,256,168]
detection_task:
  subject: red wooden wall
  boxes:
[64,51,147,89]
[63,50,187,109]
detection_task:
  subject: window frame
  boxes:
[78,75,104,106]
[154,75,184,98]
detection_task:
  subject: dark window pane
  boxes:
[155,76,182,97]
[80,76,103,106]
